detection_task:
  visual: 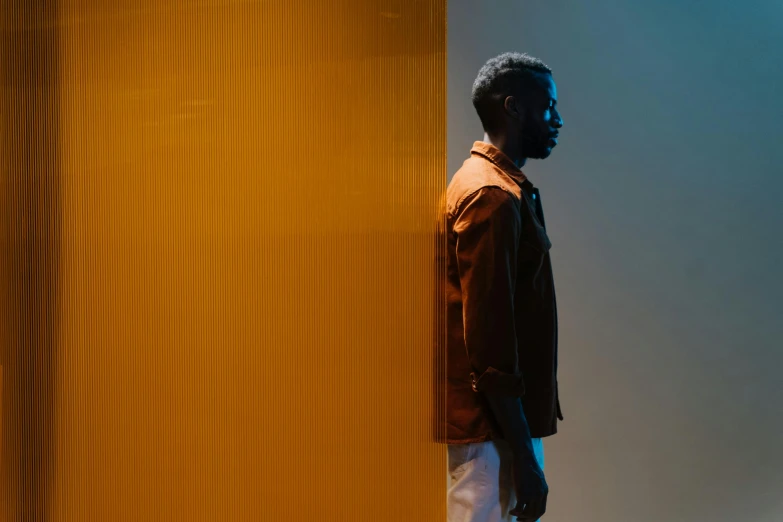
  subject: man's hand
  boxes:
[480,393,547,520]
[509,457,548,521]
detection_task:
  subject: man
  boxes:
[445,52,564,522]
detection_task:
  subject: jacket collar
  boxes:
[470,141,531,188]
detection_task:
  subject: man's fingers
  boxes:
[513,495,547,522]
[524,499,542,520]
[512,501,538,522]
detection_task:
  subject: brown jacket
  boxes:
[445,141,563,443]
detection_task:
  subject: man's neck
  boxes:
[483,132,527,168]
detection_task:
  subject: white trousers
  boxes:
[447,438,545,522]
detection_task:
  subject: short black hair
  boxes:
[471,52,552,132]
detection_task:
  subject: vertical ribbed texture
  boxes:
[2,1,446,521]
[1,1,62,521]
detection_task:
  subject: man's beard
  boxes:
[519,131,551,160]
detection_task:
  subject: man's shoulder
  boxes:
[447,157,522,216]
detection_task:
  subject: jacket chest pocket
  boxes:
[518,193,551,254]
[521,222,551,254]
[518,221,552,290]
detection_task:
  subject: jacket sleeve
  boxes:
[454,187,525,397]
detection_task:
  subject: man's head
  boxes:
[472,52,563,161]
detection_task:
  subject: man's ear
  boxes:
[504,95,524,121]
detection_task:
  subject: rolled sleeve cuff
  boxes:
[470,367,526,396]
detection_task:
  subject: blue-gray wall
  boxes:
[449,2,783,521]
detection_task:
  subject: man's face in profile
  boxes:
[518,72,563,160]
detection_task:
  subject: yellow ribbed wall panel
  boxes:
[1,1,447,520]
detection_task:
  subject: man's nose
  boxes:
[553,111,564,128]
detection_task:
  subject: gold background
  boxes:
[1,1,447,520]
